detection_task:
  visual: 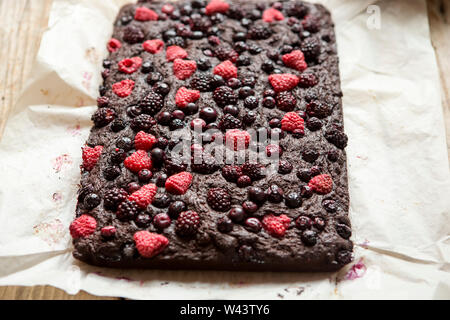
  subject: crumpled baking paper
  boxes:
[0,0,449,300]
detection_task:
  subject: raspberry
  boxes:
[117,199,139,220]
[173,59,197,80]
[175,87,200,107]
[214,60,237,80]
[123,25,145,44]
[134,7,158,21]
[176,210,200,236]
[124,150,152,173]
[205,0,230,15]
[191,154,219,174]
[301,37,321,60]
[107,38,121,52]
[82,145,103,171]
[219,114,242,130]
[141,91,164,115]
[213,86,237,107]
[225,129,251,150]
[247,24,272,40]
[69,214,97,239]
[134,231,169,258]
[214,46,239,62]
[130,114,156,132]
[262,8,285,22]
[92,108,116,127]
[281,112,305,132]
[268,73,299,92]
[306,100,331,119]
[190,73,214,92]
[134,131,156,151]
[242,162,266,181]
[143,39,164,54]
[101,226,116,238]
[282,50,308,72]
[324,125,348,149]
[298,73,318,87]
[165,171,193,195]
[276,92,297,111]
[207,188,231,212]
[118,57,143,74]
[161,4,175,14]
[166,45,188,62]
[308,174,333,194]
[221,165,243,182]
[112,79,135,97]
[103,188,128,210]
[128,183,157,209]
[262,214,291,238]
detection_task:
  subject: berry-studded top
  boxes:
[72,0,353,272]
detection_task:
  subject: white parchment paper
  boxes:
[0,0,449,299]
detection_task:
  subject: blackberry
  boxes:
[286,2,308,18]
[298,73,318,88]
[164,157,188,176]
[130,114,156,132]
[176,210,200,236]
[213,86,238,107]
[327,149,339,162]
[276,92,297,112]
[247,24,272,40]
[103,166,121,181]
[166,36,186,47]
[242,111,256,125]
[301,230,318,246]
[221,165,243,182]
[301,37,321,60]
[324,125,348,149]
[190,16,212,32]
[190,73,214,92]
[152,193,172,208]
[191,154,219,174]
[278,160,293,174]
[302,15,320,33]
[84,193,101,209]
[219,114,242,130]
[123,25,145,44]
[214,46,239,62]
[242,162,266,181]
[306,117,322,131]
[141,91,164,115]
[228,5,244,20]
[306,101,331,119]
[92,108,116,127]
[302,148,319,163]
[117,199,139,220]
[207,188,232,212]
[110,119,127,132]
[104,188,128,210]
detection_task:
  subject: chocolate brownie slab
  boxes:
[70,0,353,271]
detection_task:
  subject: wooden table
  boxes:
[0,0,449,300]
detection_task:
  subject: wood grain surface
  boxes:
[0,0,449,300]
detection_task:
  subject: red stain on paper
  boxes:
[53,154,72,172]
[33,219,65,245]
[68,123,81,136]
[345,258,367,280]
[82,72,93,91]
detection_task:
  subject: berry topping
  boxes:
[143,39,164,54]
[336,223,351,239]
[69,214,97,239]
[134,7,158,21]
[82,145,103,171]
[128,184,157,209]
[165,171,193,195]
[118,57,142,74]
[112,79,135,97]
[308,174,333,194]
[205,0,230,15]
[266,184,284,203]
[214,60,238,80]
[242,200,258,214]
[173,58,197,80]
[262,214,290,238]
[214,46,239,62]
[213,86,238,107]
[301,36,321,60]
[104,188,128,210]
[281,112,305,132]
[176,210,200,236]
[166,45,188,62]
[301,230,317,246]
[324,125,348,149]
[282,50,308,72]
[237,175,252,187]
[248,186,267,205]
[133,231,169,258]
[262,8,284,22]
[191,153,219,174]
[242,162,266,181]
[296,215,312,230]
[175,87,200,107]
[141,91,164,115]
[221,165,243,182]
[298,73,318,87]
[268,73,299,92]
[168,200,187,218]
[219,113,242,130]
[247,24,272,40]
[107,38,121,52]
[225,129,251,150]
[101,226,116,238]
[217,217,233,233]
[153,213,172,229]
[190,73,214,92]
[162,4,175,14]
[207,188,231,212]
[130,114,156,132]
[278,160,293,174]
[244,217,262,233]
[92,108,116,127]
[228,206,246,222]
[124,150,152,173]
[117,199,139,220]
[123,25,145,44]
[285,192,302,208]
